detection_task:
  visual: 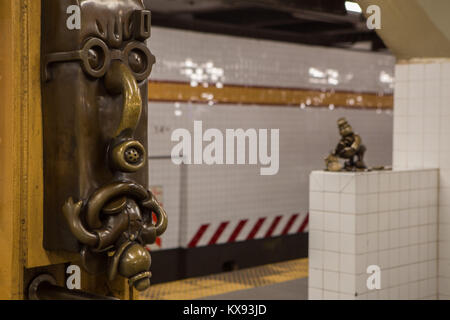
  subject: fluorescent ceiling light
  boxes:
[345,1,362,13]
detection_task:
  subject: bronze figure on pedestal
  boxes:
[325,117,367,172]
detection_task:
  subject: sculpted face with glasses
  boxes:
[41,0,167,292]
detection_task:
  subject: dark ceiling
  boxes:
[144,0,387,52]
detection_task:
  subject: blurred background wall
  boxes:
[146,27,395,257]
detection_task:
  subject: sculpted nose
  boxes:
[104,61,142,137]
[104,61,147,173]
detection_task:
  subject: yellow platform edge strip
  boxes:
[140,258,308,300]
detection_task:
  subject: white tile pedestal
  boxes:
[308,169,439,300]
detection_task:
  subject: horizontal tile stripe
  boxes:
[148,80,393,109]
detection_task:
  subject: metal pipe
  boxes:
[28,274,119,300]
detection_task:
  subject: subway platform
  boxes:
[140,259,308,300]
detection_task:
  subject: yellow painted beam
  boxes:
[23,0,79,269]
[0,0,80,299]
[0,0,19,300]
[0,0,134,299]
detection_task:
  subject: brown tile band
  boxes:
[148,80,393,110]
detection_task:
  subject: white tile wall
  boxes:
[393,60,450,299]
[149,103,393,248]
[308,169,439,300]
[147,27,395,250]
[148,159,182,250]
[150,27,395,94]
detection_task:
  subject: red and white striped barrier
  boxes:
[187,212,309,248]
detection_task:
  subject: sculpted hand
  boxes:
[63,197,83,221]
[63,197,98,247]
[340,147,356,158]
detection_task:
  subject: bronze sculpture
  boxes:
[325,118,367,172]
[41,0,166,291]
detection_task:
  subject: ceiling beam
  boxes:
[152,13,377,47]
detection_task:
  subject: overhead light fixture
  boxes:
[345,1,362,13]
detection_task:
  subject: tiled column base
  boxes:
[308,169,438,300]
[393,60,450,299]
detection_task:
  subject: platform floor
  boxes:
[140,258,308,300]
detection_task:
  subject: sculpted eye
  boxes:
[123,42,154,81]
[87,46,106,71]
[128,49,147,74]
[80,38,110,78]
